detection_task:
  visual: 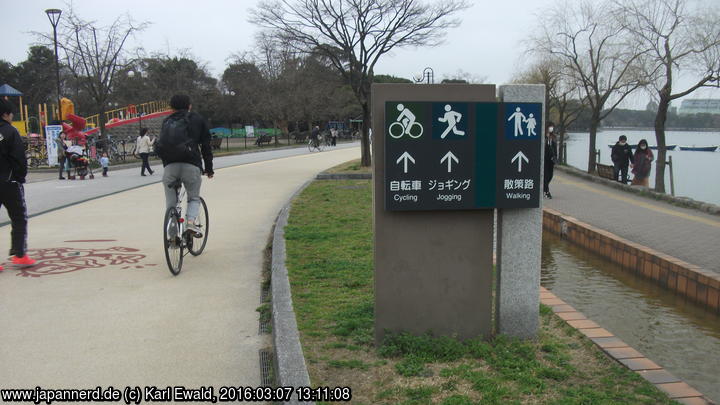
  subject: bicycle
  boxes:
[308,136,325,152]
[389,120,423,139]
[163,180,210,275]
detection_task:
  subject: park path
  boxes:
[0,146,359,389]
[545,171,720,274]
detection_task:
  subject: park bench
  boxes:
[292,131,308,144]
[210,137,223,150]
[596,163,616,180]
[255,134,273,146]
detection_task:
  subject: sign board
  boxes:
[45,125,63,167]
[384,101,541,211]
[245,125,255,138]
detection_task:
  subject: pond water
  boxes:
[541,233,720,403]
[563,129,720,205]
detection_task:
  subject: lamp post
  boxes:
[413,67,434,84]
[45,8,62,123]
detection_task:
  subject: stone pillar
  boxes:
[496,84,545,339]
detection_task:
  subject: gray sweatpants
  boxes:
[162,162,202,220]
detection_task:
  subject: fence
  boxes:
[85,100,170,130]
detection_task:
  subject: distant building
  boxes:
[646,101,658,111]
[678,99,720,115]
[669,106,678,115]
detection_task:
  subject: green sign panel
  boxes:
[384,101,542,211]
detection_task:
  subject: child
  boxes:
[100,153,110,177]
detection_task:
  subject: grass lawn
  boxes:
[325,158,372,175]
[284,179,677,405]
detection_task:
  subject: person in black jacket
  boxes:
[611,135,633,184]
[544,121,558,199]
[0,98,36,270]
[158,94,214,237]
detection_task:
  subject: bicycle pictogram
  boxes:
[389,103,424,139]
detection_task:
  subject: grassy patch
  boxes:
[285,179,677,404]
[325,158,372,174]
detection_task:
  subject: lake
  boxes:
[563,129,720,205]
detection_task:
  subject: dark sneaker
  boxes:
[12,255,36,266]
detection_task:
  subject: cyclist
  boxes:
[0,98,36,269]
[310,125,320,148]
[157,94,214,237]
[396,104,417,135]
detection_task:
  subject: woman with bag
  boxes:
[631,139,654,187]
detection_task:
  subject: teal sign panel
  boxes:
[384,101,541,211]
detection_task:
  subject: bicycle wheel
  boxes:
[163,207,184,275]
[308,139,314,152]
[388,122,404,138]
[187,197,209,256]
[408,122,423,138]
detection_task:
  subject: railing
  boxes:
[85,100,170,130]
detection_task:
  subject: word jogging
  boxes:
[145,386,215,402]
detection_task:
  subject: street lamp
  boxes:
[45,8,62,123]
[413,67,434,84]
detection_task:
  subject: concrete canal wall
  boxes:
[543,207,720,315]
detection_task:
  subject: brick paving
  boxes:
[545,171,720,274]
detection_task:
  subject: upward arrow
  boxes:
[440,151,459,173]
[396,151,415,173]
[511,151,529,172]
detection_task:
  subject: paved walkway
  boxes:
[546,171,720,273]
[0,146,359,389]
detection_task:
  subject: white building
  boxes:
[678,99,720,115]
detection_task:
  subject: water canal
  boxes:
[541,233,720,403]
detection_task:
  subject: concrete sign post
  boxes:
[373,84,497,343]
[496,84,545,339]
[373,83,544,343]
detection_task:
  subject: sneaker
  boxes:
[12,255,36,266]
[186,220,203,238]
[59,176,66,180]
[545,192,553,199]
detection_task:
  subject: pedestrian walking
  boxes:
[543,121,558,199]
[330,127,338,146]
[0,98,36,270]
[56,132,70,179]
[631,139,654,187]
[100,152,110,177]
[136,128,154,176]
[611,135,634,184]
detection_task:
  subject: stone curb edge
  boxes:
[555,165,720,216]
[541,287,716,405]
[315,172,372,180]
[270,180,316,405]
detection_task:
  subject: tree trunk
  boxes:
[587,113,600,173]
[360,102,371,167]
[653,97,670,193]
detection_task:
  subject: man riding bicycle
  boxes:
[157,94,214,237]
[310,125,321,148]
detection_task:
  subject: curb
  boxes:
[540,287,716,405]
[555,165,720,216]
[270,181,315,405]
[315,172,372,180]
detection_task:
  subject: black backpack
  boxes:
[156,112,195,162]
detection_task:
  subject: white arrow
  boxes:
[440,151,459,173]
[396,151,415,173]
[511,151,529,172]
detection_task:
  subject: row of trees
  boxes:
[1,0,472,169]
[518,0,720,193]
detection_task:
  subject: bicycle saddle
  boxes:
[168,180,182,189]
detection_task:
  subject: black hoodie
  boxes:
[611,141,633,167]
[0,119,27,183]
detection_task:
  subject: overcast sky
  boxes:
[7,0,719,108]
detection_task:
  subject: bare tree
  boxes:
[42,7,147,138]
[251,0,470,166]
[615,0,720,192]
[535,0,647,173]
[513,57,585,163]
